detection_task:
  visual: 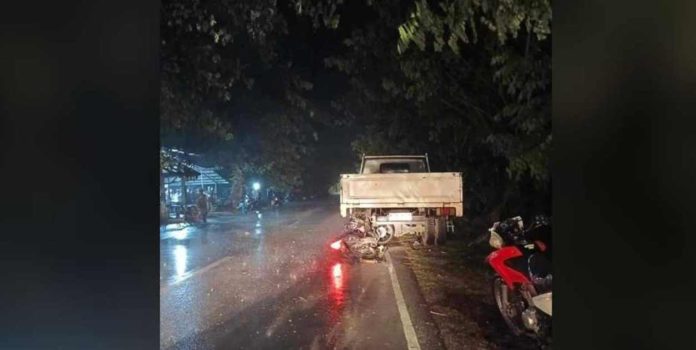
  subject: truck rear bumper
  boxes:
[340,203,463,218]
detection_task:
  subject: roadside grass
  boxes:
[400,232,540,350]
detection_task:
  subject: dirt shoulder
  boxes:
[397,234,540,350]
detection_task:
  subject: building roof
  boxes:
[161,162,200,178]
[161,147,229,186]
[184,164,229,186]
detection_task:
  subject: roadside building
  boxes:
[164,164,230,208]
[160,148,230,220]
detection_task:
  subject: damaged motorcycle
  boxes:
[486,215,552,345]
[330,215,387,261]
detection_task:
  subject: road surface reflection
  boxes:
[328,262,347,324]
[173,244,188,282]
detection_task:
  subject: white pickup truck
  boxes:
[340,155,463,245]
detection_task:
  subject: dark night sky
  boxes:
[161,1,406,194]
[163,1,371,193]
[272,1,371,192]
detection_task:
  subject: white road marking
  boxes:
[386,251,421,350]
[160,256,234,293]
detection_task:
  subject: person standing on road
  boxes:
[196,189,210,223]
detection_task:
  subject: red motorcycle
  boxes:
[486,215,552,344]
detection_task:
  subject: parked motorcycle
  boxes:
[486,215,552,344]
[271,195,282,208]
[237,195,259,214]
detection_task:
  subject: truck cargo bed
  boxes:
[340,172,463,217]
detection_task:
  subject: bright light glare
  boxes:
[253,182,261,191]
[173,230,188,240]
[174,245,188,279]
[330,240,342,250]
[332,263,342,278]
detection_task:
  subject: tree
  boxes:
[396,0,552,218]
[160,0,552,219]
[295,0,551,220]
[159,0,330,195]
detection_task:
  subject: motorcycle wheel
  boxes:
[373,225,394,244]
[492,277,526,336]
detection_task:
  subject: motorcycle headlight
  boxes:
[489,231,503,249]
[330,240,343,250]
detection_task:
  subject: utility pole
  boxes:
[180,162,188,208]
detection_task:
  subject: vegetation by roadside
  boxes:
[399,231,540,350]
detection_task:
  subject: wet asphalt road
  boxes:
[160,199,442,350]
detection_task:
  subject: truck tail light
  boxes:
[441,207,455,216]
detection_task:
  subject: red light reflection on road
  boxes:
[332,263,342,279]
[328,262,346,323]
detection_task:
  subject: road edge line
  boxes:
[386,250,422,350]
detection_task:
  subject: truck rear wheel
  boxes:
[421,228,434,246]
[433,217,447,245]
[423,217,445,246]
[420,218,435,246]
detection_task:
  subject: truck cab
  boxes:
[360,155,430,174]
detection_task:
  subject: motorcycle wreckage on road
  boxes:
[330,215,388,262]
[486,215,552,346]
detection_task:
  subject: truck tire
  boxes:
[422,218,437,246]
[434,217,447,245]
[421,230,433,246]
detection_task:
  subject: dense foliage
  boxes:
[295,0,551,220]
[160,0,325,197]
[160,0,551,220]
